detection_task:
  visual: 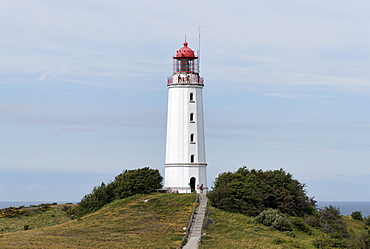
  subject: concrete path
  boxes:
[183,194,208,249]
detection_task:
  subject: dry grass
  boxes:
[200,206,339,249]
[200,206,370,249]
[0,193,195,249]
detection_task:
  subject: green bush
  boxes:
[351,211,363,220]
[365,216,370,226]
[255,208,280,226]
[255,208,291,231]
[291,217,311,233]
[272,215,291,231]
[71,167,163,217]
[319,206,349,238]
[207,167,316,216]
[305,215,320,227]
[0,207,29,218]
[285,231,296,237]
[312,236,348,248]
[350,230,370,248]
[320,205,341,221]
[109,167,163,199]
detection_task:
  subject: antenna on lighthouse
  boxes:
[197,24,202,73]
[197,25,202,57]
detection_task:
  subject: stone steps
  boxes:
[183,194,208,249]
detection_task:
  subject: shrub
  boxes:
[62,206,72,212]
[255,208,291,231]
[207,167,316,216]
[312,236,348,248]
[109,167,163,199]
[305,215,320,227]
[291,218,311,233]
[39,204,52,211]
[350,230,370,248]
[255,208,280,226]
[320,205,341,221]
[285,231,296,237]
[71,167,163,217]
[319,206,349,238]
[365,216,370,226]
[0,207,29,218]
[351,211,363,220]
[272,215,291,231]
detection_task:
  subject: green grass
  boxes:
[0,206,73,234]
[0,193,196,249]
[200,206,316,249]
[200,207,370,249]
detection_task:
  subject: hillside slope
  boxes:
[200,206,369,249]
[0,193,196,249]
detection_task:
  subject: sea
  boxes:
[316,201,370,217]
[0,201,76,209]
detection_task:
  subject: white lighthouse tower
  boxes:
[164,41,207,193]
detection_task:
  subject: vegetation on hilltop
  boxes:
[207,167,316,217]
[71,167,162,217]
[0,203,74,234]
[201,206,370,248]
[205,167,370,248]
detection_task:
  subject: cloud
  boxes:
[49,125,96,135]
[25,184,36,191]
[267,141,284,149]
[329,174,370,180]
[1,0,370,95]
[38,67,66,81]
[0,103,165,128]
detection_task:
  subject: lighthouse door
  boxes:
[190,177,196,192]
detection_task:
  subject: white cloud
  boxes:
[25,184,36,191]
[0,104,165,128]
[49,125,96,135]
[267,141,284,149]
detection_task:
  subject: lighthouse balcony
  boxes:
[167,76,204,86]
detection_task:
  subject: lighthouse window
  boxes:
[190,92,194,102]
[190,154,195,163]
[190,133,195,144]
[180,59,190,72]
[190,113,195,122]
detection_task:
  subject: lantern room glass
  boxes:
[173,58,199,74]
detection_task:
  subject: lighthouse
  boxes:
[164,41,207,193]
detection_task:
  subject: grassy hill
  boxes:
[1,193,369,248]
[200,206,370,249]
[0,193,196,249]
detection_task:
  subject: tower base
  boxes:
[164,163,207,194]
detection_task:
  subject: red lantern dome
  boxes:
[174,42,197,59]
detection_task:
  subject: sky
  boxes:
[1,0,370,202]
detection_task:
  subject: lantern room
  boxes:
[173,42,199,74]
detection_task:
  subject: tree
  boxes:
[71,167,163,217]
[207,167,316,216]
[110,167,163,199]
